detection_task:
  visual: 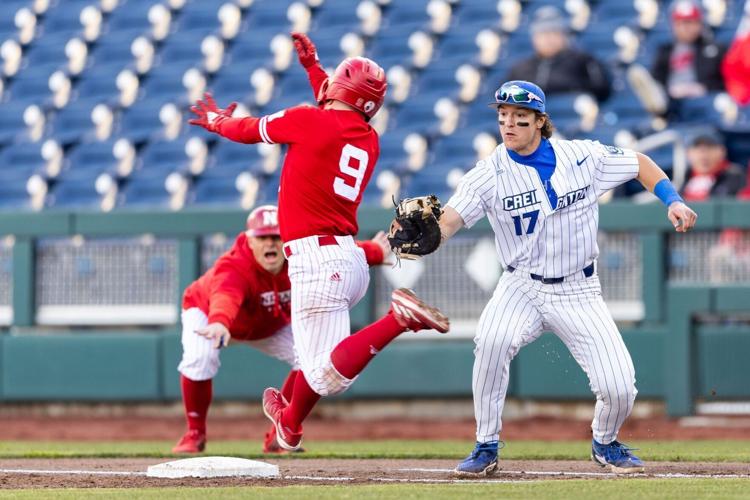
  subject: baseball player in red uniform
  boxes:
[189,33,450,451]
[173,204,392,454]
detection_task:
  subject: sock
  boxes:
[280,371,320,432]
[280,369,299,403]
[329,312,405,379]
[180,374,212,434]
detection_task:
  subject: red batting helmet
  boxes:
[246,205,280,237]
[317,56,387,120]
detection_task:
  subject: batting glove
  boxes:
[189,92,238,133]
[291,32,319,68]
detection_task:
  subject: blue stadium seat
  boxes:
[174,0,224,33]
[190,176,241,206]
[255,173,281,205]
[598,88,650,129]
[228,31,276,65]
[360,179,383,207]
[0,3,26,40]
[88,29,146,67]
[48,99,104,144]
[401,167,452,200]
[107,0,159,30]
[24,33,72,69]
[138,137,191,173]
[575,26,620,62]
[453,0,500,29]
[382,0,430,27]
[42,1,92,36]
[209,65,259,102]
[0,183,31,210]
[211,140,264,172]
[435,27,481,63]
[303,28,351,63]
[144,62,195,96]
[367,25,423,69]
[157,31,211,69]
[118,97,170,142]
[244,2,292,29]
[0,142,47,174]
[389,100,437,133]
[46,172,102,209]
[413,59,465,99]
[65,140,118,176]
[431,131,479,166]
[73,65,125,102]
[6,66,55,103]
[276,69,314,98]
[118,170,172,207]
[0,101,31,145]
[313,0,359,30]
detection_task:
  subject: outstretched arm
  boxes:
[439,206,465,242]
[189,92,266,144]
[291,32,328,101]
[635,152,697,233]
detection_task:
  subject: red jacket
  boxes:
[182,233,384,341]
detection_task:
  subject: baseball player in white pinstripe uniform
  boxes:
[434,80,697,476]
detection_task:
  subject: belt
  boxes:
[283,235,338,258]
[506,262,595,284]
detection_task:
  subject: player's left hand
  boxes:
[291,32,319,68]
[371,230,394,265]
[668,201,697,233]
[189,92,238,133]
[195,322,231,349]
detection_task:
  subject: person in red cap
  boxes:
[189,33,450,452]
[172,205,392,454]
[651,0,727,100]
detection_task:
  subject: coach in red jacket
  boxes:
[173,205,389,454]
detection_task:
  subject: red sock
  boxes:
[180,374,212,434]
[280,369,299,403]
[330,312,405,379]
[280,371,320,432]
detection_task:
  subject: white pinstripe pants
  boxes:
[284,235,370,396]
[472,269,637,444]
[177,308,298,381]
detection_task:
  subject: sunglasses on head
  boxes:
[496,85,544,105]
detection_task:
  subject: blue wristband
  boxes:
[653,179,683,207]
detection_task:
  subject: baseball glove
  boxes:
[387,195,443,260]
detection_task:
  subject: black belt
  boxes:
[506,262,595,284]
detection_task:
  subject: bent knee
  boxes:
[302,362,356,396]
[178,352,220,381]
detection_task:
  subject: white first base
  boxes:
[146,456,279,479]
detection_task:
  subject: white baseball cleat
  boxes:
[390,288,450,333]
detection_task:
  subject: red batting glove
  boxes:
[188,92,238,133]
[291,32,319,69]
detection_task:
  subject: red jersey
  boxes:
[214,66,380,242]
[182,232,384,340]
[182,233,291,341]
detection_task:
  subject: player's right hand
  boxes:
[195,322,232,349]
[668,201,697,233]
[291,32,319,68]
[189,92,238,133]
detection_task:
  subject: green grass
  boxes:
[0,439,749,462]
[1,480,750,499]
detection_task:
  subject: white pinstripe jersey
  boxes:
[447,138,640,278]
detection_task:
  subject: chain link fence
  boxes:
[35,237,178,325]
[669,230,750,284]
[374,231,644,335]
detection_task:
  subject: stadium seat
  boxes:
[65,140,119,176]
[118,97,173,142]
[118,170,172,208]
[45,171,102,209]
[88,29,144,67]
[6,66,55,104]
[0,101,31,146]
[48,99,105,144]
[107,0,159,31]
[190,176,241,206]
[138,137,192,173]
[0,183,31,209]
[211,140,265,173]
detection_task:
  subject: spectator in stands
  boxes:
[722,8,750,106]
[681,129,745,201]
[505,6,611,102]
[652,0,726,101]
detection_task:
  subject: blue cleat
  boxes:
[591,439,646,474]
[454,441,499,477]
